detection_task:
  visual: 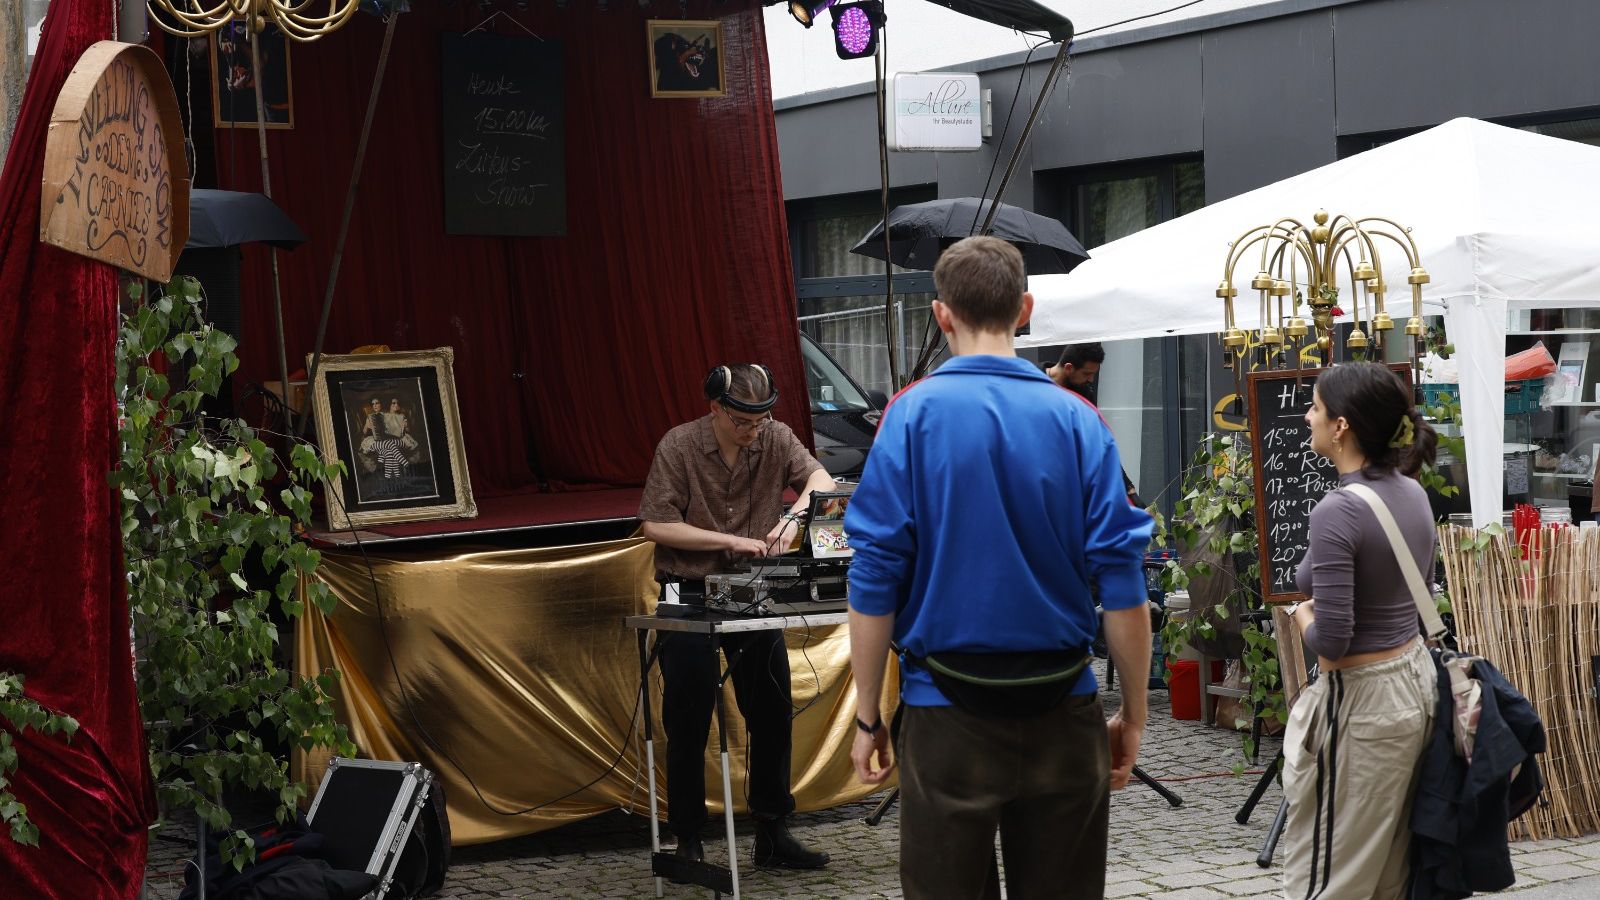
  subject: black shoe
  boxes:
[670,833,703,884]
[753,817,829,869]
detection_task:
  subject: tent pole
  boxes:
[248,27,294,441]
[299,11,401,438]
[980,38,1070,235]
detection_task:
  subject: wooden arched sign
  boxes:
[40,41,190,282]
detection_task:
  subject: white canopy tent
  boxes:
[1022,118,1600,526]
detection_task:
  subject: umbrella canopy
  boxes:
[850,197,1090,275]
[185,189,308,250]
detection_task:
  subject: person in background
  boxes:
[845,237,1154,900]
[1047,342,1140,507]
[637,363,834,873]
[1283,361,1440,899]
[1046,342,1104,399]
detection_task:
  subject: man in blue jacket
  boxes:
[844,236,1154,900]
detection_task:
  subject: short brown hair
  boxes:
[932,236,1026,332]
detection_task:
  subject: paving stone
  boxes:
[138,662,1600,899]
[1105,879,1159,898]
[1525,863,1597,881]
[1517,850,1586,866]
[1154,888,1230,900]
[1215,875,1283,895]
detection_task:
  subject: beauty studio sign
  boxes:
[887,71,982,152]
[40,41,190,282]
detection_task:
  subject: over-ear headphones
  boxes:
[704,363,778,414]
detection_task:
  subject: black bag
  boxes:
[910,649,1091,717]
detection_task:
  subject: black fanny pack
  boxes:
[906,648,1092,718]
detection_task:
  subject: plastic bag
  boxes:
[1420,352,1459,384]
[1505,342,1557,380]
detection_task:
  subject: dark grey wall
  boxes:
[1333,0,1600,135]
[1199,11,1337,203]
[1030,37,1204,171]
[776,0,1600,206]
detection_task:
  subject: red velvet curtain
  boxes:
[213,3,808,494]
[0,1,154,895]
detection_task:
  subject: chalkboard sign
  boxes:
[1246,365,1411,602]
[440,32,565,236]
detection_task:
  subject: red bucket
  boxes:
[1167,660,1200,720]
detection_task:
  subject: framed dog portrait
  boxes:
[647,20,725,98]
[211,19,294,129]
[309,348,477,529]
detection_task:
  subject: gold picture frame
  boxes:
[310,347,476,529]
[647,19,726,98]
[210,19,294,129]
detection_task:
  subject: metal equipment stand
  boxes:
[629,611,849,899]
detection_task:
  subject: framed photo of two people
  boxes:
[310,347,476,529]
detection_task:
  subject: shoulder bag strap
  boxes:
[1342,482,1448,643]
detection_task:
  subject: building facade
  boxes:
[775,0,1600,508]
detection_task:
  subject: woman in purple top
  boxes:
[1281,362,1440,900]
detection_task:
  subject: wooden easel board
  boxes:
[1272,605,1313,711]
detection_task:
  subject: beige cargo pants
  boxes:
[1281,639,1436,900]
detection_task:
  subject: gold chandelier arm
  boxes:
[266,0,363,41]
[1356,217,1423,264]
[147,0,251,37]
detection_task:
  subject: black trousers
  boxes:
[897,695,1111,900]
[658,629,797,837]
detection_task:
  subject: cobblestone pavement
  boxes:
[144,663,1600,898]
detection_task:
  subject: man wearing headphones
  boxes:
[638,363,836,872]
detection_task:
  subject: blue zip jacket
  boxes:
[844,355,1154,706]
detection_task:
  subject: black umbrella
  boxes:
[185,189,308,250]
[849,197,1089,275]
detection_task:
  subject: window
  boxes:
[788,187,942,398]
[1036,157,1206,516]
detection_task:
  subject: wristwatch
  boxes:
[855,715,882,736]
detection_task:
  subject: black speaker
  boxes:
[173,247,244,419]
[173,246,244,340]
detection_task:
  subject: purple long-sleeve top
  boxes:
[1294,468,1436,660]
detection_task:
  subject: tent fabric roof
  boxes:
[769,0,1072,40]
[1021,117,1600,347]
[920,0,1073,39]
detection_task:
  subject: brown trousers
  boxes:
[897,694,1111,900]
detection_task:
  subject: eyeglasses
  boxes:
[719,406,772,432]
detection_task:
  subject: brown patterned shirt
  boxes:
[638,414,823,579]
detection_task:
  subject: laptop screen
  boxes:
[806,488,855,558]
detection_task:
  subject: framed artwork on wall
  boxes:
[309,348,477,529]
[211,19,294,129]
[647,20,725,98]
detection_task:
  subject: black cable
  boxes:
[1075,0,1211,37]
[323,474,653,818]
[969,36,1053,236]
[914,35,1059,380]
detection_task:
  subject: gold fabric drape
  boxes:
[296,536,897,845]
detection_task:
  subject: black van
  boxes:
[799,333,885,481]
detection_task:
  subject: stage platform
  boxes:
[308,487,644,547]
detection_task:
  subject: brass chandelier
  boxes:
[1216,209,1430,369]
[147,0,362,41]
